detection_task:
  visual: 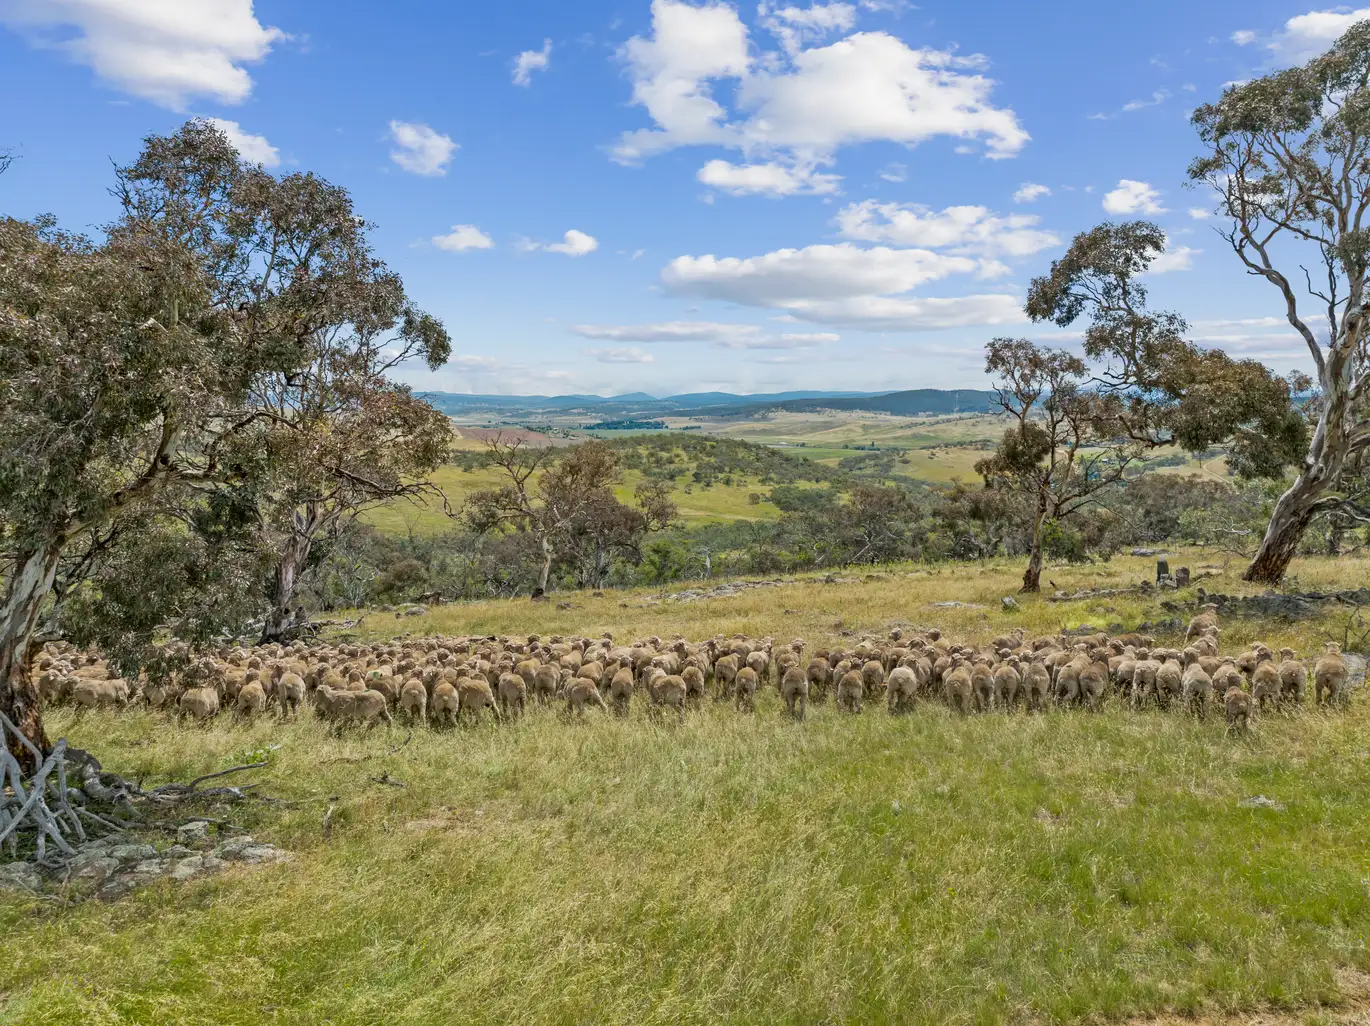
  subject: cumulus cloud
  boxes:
[1269,7,1370,63]
[664,244,976,306]
[1231,29,1257,45]
[1013,182,1051,203]
[207,118,279,167]
[513,38,552,86]
[570,321,765,344]
[613,0,1028,169]
[388,121,458,176]
[759,1,858,54]
[697,158,841,196]
[586,346,655,363]
[432,225,495,252]
[1188,207,1212,220]
[0,0,284,108]
[660,241,1026,331]
[523,229,599,256]
[1102,179,1166,215]
[836,201,1060,257]
[570,321,838,349]
[1145,244,1198,274]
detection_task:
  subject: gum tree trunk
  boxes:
[1244,356,1352,586]
[0,544,62,758]
[1020,503,1048,594]
[262,506,325,644]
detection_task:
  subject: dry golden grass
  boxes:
[3,550,1368,1026]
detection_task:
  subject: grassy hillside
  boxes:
[4,553,1369,1026]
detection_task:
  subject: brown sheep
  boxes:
[1277,648,1306,706]
[399,679,428,725]
[887,665,918,715]
[1251,657,1281,713]
[1181,659,1212,720]
[1023,659,1051,713]
[681,665,707,705]
[331,688,394,730]
[72,678,130,712]
[497,672,527,719]
[861,659,886,699]
[1314,642,1348,707]
[608,666,635,716]
[431,682,460,726]
[733,666,759,713]
[970,661,995,712]
[835,669,864,713]
[1225,687,1252,736]
[277,673,305,720]
[456,678,501,724]
[178,686,220,722]
[944,661,973,715]
[713,654,740,700]
[235,680,267,720]
[780,665,809,721]
[533,664,561,705]
[1186,604,1219,642]
[565,677,609,718]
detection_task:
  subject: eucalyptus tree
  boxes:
[0,120,446,752]
[986,221,1302,592]
[1190,22,1370,582]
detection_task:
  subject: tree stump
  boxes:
[1156,559,1170,583]
[1175,567,1190,588]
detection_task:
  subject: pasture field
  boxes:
[3,553,1370,1025]
[359,464,797,537]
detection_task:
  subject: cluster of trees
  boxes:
[1,122,452,754]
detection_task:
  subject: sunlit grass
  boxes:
[2,552,1368,1025]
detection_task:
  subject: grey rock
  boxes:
[237,845,291,865]
[96,878,135,902]
[69,855,120,882]
[212,836,256,859]
[164,844,195,859]
[109,843,157,862]
[0,862,43,894]
[169,858,205,881]
[132,859,169,876]
[176,821,211,844]
[1239,795,1286,811]
[1001,596,1020,611]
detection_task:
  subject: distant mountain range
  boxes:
[419,389,996,419]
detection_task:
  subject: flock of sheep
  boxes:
[33,605,1353,735]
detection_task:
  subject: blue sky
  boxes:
[0,1,1358,397]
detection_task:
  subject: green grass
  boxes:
[3,553,1370,1025]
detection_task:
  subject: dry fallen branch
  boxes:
[322,731,413,765]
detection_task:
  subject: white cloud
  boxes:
[1102,179,1166,215]
[759,1,858,55]
[388,121,458,176]
[432,225,495,252]
[1013,182,1051,203]
[586,346,655,364]
[774,293,1028,331]
[613,1,1028,168]
[664,243,976,306]
[453,354,500,370]
[207,118,278,167]
[660,240,1026,331]
[1188,207,1212,220]
[526,229,599,256]
[1193,316,1287,329]
[879,162,907,183]
[615,0,751,159]
[513,39,552,86]
[570,321,764,344]
[1231,29,1257,45]
[1270,7,1370,63]
[836,201,1060,257]
[1145,240,1198,274]
[0,0,284,109]
[697,158,842,196]
[716,331,840,349]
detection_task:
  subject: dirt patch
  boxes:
[1122,968,1370,1025]
[455,427,566,447]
